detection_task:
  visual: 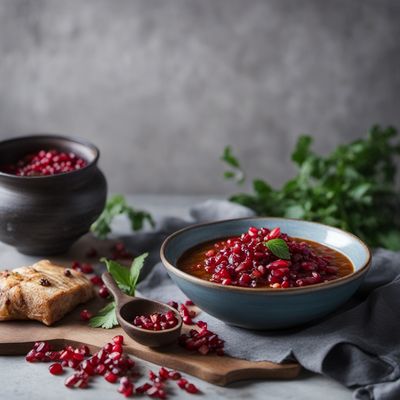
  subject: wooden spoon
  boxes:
[102,272,183,347]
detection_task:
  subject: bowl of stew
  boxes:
[160,217,371,330]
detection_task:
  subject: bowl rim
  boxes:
[0,134,100,179]
[160,216,372,295]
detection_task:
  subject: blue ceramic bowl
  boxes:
[160,217,371,330]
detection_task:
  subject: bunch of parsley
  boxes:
[222,125,400,250]
[89,253,148,329]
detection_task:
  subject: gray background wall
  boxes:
[0,0,399,194]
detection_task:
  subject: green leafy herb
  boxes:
[89,253,148,329]
[264,239,290,260]
[222,125,400,250]
[221,146,245,184]
[89,302,118,329]
[91,195,155,239]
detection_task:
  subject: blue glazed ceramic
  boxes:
[160,217,371,330]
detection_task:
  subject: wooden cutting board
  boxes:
[0,298,300,385]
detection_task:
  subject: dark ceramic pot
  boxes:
[0,135,107,255]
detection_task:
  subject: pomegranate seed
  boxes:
[71,261,81,271]
[149,370,157,381]
[186,383,199,394]
[49,363,63,375]
[80,263,93,274]
[177,378,188,389]
[159,367,170,380]
[80,309,92,321]
[112,344,123,353]
[98,286,110,298]
[64,374,79,388]
[136,382,152,393]
[168,371,180,381]
[185,300,195,306]
[112,335,124,345]
[266,227,281,240]
[167,301,178,309]
[105,371,118,383]
[90,275,103,286]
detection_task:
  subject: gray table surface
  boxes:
[0,195,352,400]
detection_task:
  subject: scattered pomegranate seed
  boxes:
[186,383,199,394]
[104,371,118,383]
[167,301,178,309]
[80,263,94,274]
[49,363,64,375]
[112,335,124,345]
[80,309,92,321]
[71,261,81,272]
[90,275,103,286]
[179,320,224,356]
[118,376,134,397]
[98,285,110,298]
[0,149,87,176]
[177,378,188,389]
[185,300,195,306]
[136,382,152,394]
[169,371,181,380]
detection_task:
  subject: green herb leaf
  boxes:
[129,252,148,295]
[89,302,118,329]
[221,146,241,168]
[91,195,155,239]
[264,239,291,260]
[291,135,313,166]
[101,257,131,293]
[221,146,245,184]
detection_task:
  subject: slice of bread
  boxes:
[0,260,94,325]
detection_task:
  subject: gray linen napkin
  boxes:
[128,200,400,400]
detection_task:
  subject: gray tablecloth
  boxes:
[127,200,400,400]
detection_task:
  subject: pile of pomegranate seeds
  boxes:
[25,335,200,398]
[168,300,225,356]
[133,311,180,331]
[178,321,224,356]
[1,149,87,176]
[202,226,338,288]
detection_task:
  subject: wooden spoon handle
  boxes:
[102,272,132,306]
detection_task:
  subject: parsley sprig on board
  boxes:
[89,253,148,329]
[91,195,155,239]
[222,125,400,250]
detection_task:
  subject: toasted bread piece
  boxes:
[0,260,94,326]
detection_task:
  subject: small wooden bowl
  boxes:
[102,272,183,347]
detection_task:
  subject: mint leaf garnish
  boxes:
[264,239,290,260]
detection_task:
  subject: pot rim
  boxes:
[0,134,100,180]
